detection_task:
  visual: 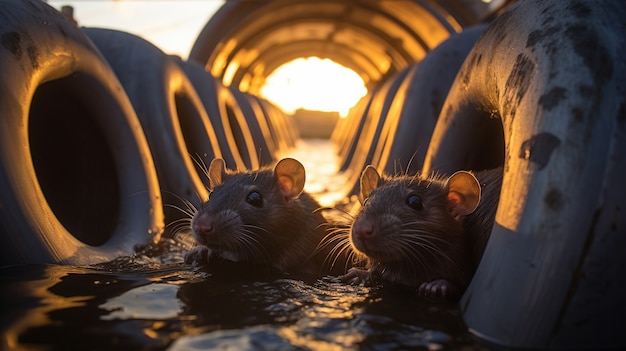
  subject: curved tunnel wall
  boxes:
[188,0,509,95]
[187,1,624,350]
[2,0,623,350]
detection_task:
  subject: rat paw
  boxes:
[184,246,210,266]
[340,267,372,285]
[418,279,457,299]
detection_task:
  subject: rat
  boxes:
[184,157,340,276]
[341,165,502,299]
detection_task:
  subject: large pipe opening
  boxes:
[29,73,121,246]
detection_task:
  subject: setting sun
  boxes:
[260,57,368,117]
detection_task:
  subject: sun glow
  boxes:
[260,57,367,117]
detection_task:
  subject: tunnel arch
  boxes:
[189,0,509,95]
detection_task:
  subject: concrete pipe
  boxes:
[258,98,299,150]
[331,91,377,164]
[245,94,291,155]
[339,67,412,197]
[231,88,277,166]
[374,24,488,176]
[422,1,625,348]
[0,0,163,264]
[177,59,260,171]
[83,28,222,231]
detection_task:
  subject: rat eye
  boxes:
[406,194,423,211]
[246,191,263,207]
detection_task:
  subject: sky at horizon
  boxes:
[45,0,367,115]
[48,0,225,59]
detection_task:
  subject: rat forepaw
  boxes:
[418,279,457,299]
[340,267,372,285]
[184,246,210,266]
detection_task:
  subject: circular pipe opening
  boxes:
[29,73,121,246]
[458,109,506,172]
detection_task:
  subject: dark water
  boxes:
[1,140,489,350]
[0,241,487,350]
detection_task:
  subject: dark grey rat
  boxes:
[341,165,501,299]
[184,157,334,276]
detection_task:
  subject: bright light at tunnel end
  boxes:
[260,57,367,118]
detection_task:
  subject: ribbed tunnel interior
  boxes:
[3,2,623,349]
[189,0,511,97]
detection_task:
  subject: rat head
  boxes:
[191,157,306,264]
[350,166,481,266]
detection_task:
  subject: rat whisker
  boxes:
[162,190,198,215]
[404,149,421,176]
[168,221,193,240]
[319,235,351,270]
[392,243,433,281]
[330,238,355,271]
[398,229,453,247]
[396,232,456,264]
[164,203,196,219]
[239,227,272,264]
[242,224,271,235]
[346,250,366,271]
[236,236,262,264]
[190,153,210,184]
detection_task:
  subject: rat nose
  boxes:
[193,215,214,238]
[354,219,375,241]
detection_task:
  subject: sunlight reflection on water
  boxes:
[100,283,183,320]
[0,139,485,351]
[0,239,480,351]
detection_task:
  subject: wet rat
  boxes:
[341,166,502,299]
[184,157,337,276]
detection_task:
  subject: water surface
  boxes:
[1,140,488,350]
[1,248,484,350]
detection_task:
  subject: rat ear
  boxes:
[446,171,481,220]
[274,158,305,199]
[208,158,227,190]
[360,165,380,203]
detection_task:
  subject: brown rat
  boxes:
[184,157,337,276]
[341,166,502,299]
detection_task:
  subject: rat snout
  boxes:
[353,218,375,241]
[192,214,215,239]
